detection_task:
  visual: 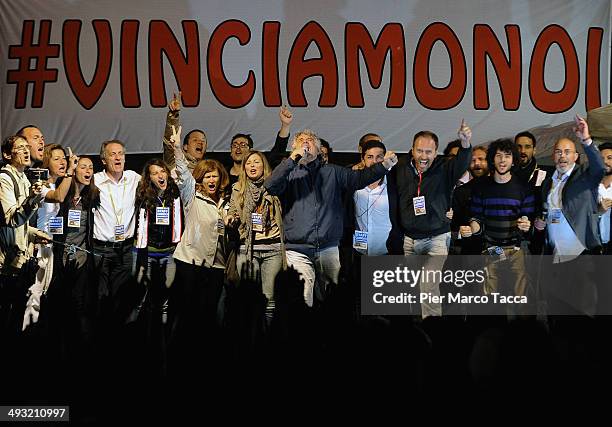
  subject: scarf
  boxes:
[237,177,285,267]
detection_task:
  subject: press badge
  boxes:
[48,217,64,234]
[216,218,225,235]
[114,224,125,241]
[550,209,562,224]
[413,196,426,216]
[353,231,368,250]
[251,213,263,232]
[486,245,506,262]
[67,209,81,228]
[156,207,170,225]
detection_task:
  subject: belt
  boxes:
[93,237,135,248]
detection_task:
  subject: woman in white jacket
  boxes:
[168,125,229,370]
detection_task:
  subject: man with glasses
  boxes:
[227,106,294,186]
[534,115,605,315]
[0,135,49,365]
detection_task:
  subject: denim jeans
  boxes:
[236,246,283,312]
[403,232,450,317]
[285,247,340,307]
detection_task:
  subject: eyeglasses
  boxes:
[231,142,249,149]
[554,149,576,156]
[12,146,29,154]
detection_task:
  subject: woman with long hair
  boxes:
[227,150,286,328]
[169,125,230,372]
[133,158,183,373]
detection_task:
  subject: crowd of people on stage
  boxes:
[1,94,611,380]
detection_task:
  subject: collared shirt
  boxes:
[93,170,141,241]
[598,182,612,244]
[546,164,585,262]
[353,176,391,255]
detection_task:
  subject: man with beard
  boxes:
[533,115,605,315]
[597,142,612,254]
[450,146,489,254]
[265,130,397,307]
[514,131,551,188]
[466,139,534,303]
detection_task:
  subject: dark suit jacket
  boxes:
[539,142,605,252]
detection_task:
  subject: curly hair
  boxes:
[192,159,229,199]
[486,138,519,173]
[136,158,180,212]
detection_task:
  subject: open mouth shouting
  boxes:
[157,176,167,191]
[207,182,217,194]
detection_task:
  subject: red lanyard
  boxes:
[417,172,423,197]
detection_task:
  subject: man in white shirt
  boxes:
[353,140,393,256]
[93,140,141,324]
[597,142,612,254]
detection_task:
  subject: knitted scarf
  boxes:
[237,177,284,266]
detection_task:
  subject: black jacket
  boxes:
[393,146,472,239]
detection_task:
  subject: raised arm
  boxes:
[163,92,181,170]
[342,151,398,192]
[44,148,79,203]
[171,125,196,207]
[575,114,605,184]
[271,105,293,153]
[446,119,473,183]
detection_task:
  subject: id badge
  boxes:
[413,196,426,216]
[550,208,562,224]
[67,209,81,228]
[114,224,125,242]
[487,246,506,262]
[251,212,263,232]
[156,206,170,225]
[49,217,64,234]
[353,231,368,250]
[216,218,225,235]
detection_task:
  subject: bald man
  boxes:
[534,115,605,315]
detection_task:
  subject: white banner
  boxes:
[0,0,609,154]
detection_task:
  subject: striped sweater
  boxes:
[470,175,535,248]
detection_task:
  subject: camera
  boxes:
[25,168,49,183]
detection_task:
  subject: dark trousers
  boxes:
[93,242,136,326]
[167,260,224,377]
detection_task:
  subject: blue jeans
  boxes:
[286,247,340,307]
[403,232,450,317]
[236,246,283,312]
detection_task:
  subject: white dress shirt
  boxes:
[598,182,612,244]
[353,177,391,256]
[93,170,141,241]
[546,164,585,263]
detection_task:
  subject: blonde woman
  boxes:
[227,150,285,324]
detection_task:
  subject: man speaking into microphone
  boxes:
[265,129,398,307]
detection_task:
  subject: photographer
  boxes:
[0,135,51,362]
